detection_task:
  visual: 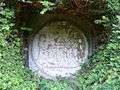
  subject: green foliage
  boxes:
[37,79,75,90]
[107,0,120,11]
[40,1,55,14]
[0,6,36,90]
[0,0,120,90]
[0,3,75,90]
[20,0,55,14]
[75,1,120,89]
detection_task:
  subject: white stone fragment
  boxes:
[28,21,88,79]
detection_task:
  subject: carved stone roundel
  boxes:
[28,21,88,79]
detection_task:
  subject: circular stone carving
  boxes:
[28,21,88,79]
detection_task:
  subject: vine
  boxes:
[0,0,120,90]
[0,4,36,90]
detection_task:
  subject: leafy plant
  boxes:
[0,4,36,90]
[0,0,120,90]
[75,0,120,89]
[40,1,55,14]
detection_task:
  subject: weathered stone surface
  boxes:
[29,21,88,79]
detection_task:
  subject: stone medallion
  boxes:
[28,21,88,79]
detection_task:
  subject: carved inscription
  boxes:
[29,21,88,79]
